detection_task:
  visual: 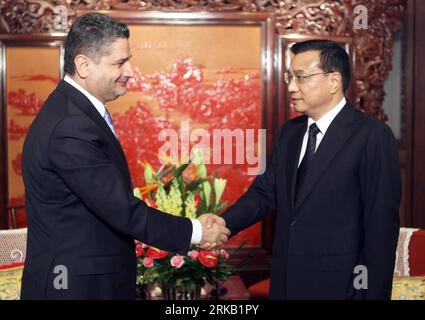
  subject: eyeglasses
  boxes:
[284,71,334,85]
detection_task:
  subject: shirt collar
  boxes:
[64,75,106,118]
[307,97,346,135]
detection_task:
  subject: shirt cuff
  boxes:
[190,219,203,244]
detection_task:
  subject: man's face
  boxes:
[86,38,134,103]
[287,50,335,119]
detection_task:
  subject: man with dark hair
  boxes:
[223,39,401,299]
[21,12,229,300]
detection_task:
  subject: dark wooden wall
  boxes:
[405,0,425,228]
[1,0,423,288]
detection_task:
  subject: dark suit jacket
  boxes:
[223,103,401,300]
[21,80,192,299]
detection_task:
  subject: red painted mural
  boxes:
[7,59,263,246]
[114,58,262,247]
[7,89,45,116]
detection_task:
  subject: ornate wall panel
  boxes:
[0,1,406,246]
[0,0,405,119]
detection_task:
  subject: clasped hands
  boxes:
[197,214,230,250]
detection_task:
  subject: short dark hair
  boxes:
[291,39,351,92]
[64,13,130,75]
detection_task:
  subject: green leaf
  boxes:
[214,201,228,214]
[155,163,166,176]
[174,163,189,178]
[156,165,175,180]
[201,181,212,209]
[186,178,208,192]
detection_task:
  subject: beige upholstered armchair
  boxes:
[0,228,27,300]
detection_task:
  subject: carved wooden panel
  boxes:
[0,0,405,120]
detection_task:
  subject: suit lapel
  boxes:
[57,80,133,186]
[285,116,307,210]
[293,103,357,210]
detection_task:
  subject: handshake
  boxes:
[196,214,231,250]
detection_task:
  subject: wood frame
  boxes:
[0,36,65,229]
[95,10,276,149]
[92,11,276,255]
[404,0,425,228]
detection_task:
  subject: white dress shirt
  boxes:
[63,75,203,244]
[298,97,347,167]
[64,75,107,118]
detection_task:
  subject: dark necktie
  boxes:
[295,123,320,205]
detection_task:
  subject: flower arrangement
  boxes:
[133,149,233,298]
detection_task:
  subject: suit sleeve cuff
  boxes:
[190,219,202,244]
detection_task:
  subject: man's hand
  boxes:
[197,214,230,250]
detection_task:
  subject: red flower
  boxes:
[146,247,169,259]
[145,198,157,208]
[220,249,229,260]
[194,194,202,208]
[187,250,199,260]
[135,243,145,257]
[170,255,185,268]
[143,257,154,268]
[197,250,218,268]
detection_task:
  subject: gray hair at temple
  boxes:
[64,12,130,75]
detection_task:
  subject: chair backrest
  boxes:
[406,229,425,276]
[394,227,425,277]
[0,228,27,266]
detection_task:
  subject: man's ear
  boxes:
[329,72,343,94]
[74,54,91,79]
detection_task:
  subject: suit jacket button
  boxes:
[290,219,297,227]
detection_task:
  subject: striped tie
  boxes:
[103,107,118,139]
[295,123,320,205]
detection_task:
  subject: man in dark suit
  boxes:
[21,13,229,299]
[223,40,401,299]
